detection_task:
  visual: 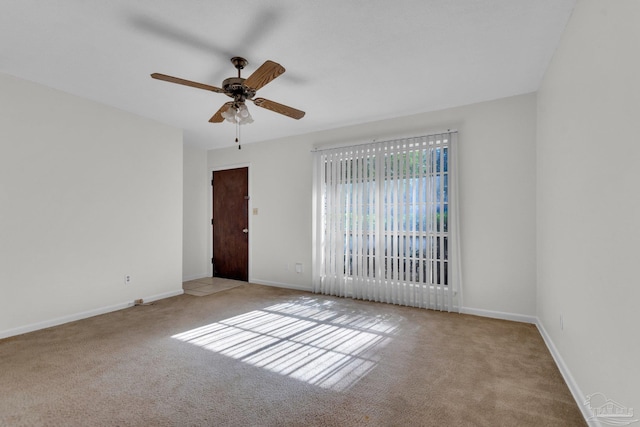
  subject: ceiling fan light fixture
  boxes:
[239,115,254,125]
[222,103,253,125]
[238,104,253,125]
[238,104,250,118]
[221,105,238,123]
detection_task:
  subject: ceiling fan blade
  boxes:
[243,60,285,91]
[209,102,234,123]
[252,98,305,120]
[151,73,224,93]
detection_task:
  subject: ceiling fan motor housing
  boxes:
[222,77,256,102]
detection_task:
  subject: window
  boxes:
[312,132,460,311]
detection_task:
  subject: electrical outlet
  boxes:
[134,299,143,305]
[295,263,303,274]
[124,275,132,285]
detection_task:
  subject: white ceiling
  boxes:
[0,0,575,150]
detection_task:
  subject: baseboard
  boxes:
[460,306,537,324]
[137,289,184,303]
[249,278,312,292]
[535,319,594,426]
[0,289,184,340]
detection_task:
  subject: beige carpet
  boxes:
[0,284,585,426]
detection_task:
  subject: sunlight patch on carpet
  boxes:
[171,298,398,391]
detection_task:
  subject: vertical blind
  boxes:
[312,132,461,312]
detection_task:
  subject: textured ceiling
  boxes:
[0,0,575,150]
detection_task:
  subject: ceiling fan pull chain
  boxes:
[236,122,241,150]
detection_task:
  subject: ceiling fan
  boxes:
[151,57,305,125]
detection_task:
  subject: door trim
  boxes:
[209,162,251,280]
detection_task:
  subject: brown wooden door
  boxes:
[212,167,248,281]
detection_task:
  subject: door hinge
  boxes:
[211,257,214,264]
[211,218,214,225]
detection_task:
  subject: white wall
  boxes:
[0,73,184,338]
[183,144,210,281]
[537,0,640,415]
[208,93,538,317]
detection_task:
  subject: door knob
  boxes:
[242,228,249,234]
